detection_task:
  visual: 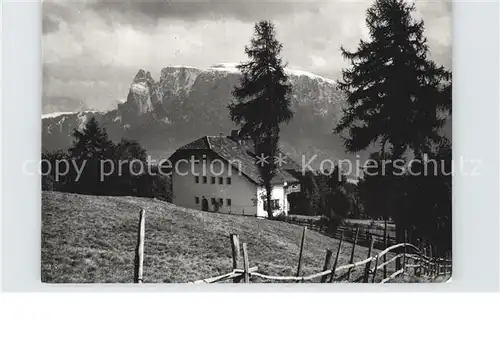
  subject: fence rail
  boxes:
[189,267,259,284]
[187,235,450,284]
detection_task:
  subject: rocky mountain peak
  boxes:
[133,69,154,85]
[159,66,203,95]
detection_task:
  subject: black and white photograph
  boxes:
[41,0,453,284]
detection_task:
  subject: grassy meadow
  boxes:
[42,191,419,284]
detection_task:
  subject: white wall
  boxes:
[256,185,288,218]
[171,154,259,216]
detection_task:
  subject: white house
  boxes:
[168,131,301,217]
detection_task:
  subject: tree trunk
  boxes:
[383,217,388,278]
[266,182,273,219]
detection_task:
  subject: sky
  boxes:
[42,0,452,113]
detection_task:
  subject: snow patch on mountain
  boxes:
[208,63,240,74]
[205,63,336,85]
[286,68,336,85]
[169,65,199,69]
[159,63,336,87]
[42,111,77,119]
[42,110,97,120]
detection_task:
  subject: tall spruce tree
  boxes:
[229,20,293,218]
[69,117,115,160]
[334,0,451,252]
[68,117,115,194]
[335,0,451,159]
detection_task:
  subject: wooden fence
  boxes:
[132,210,451,284]
[280,216,399,250]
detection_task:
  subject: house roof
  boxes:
[170,135,300,185]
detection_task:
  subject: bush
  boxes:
[273,212,287,221]
[42,174,54,191]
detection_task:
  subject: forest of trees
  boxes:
[42,117,171,201]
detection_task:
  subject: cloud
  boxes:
[43,15,60,34]
[90,0,321,24]
[42,0,452,112]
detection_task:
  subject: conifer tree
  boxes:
[69,117,115,160]
[334,0,451,253]
[229,20,293,218]
[68,117,115,194]
[335,0,451,159]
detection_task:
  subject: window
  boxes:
[211,176,216,184]
[219,177,223,185]
[218,198,223,206]
[226,177,232,185]
[273,199,280,210]
[203,176,207,184]
[263,199,280,211]
[195,197,199,204]
[195,176,199,184]
[211,197,216,205]
[227,199,232,206]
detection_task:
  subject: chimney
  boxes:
[230,129,243,144]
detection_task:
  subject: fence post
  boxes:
[383,219,388,279]
[448,251,452,275]
[439,255,443,276]
[395,227,403,271]
[436,255,441,277]
[230,234,241,283]
[363,235,375,283]
[347,227,360,281]
[402,230,407,274]
[444,252,447,275]
[320,249,334,283]
[428,244,433,278]
[296,227,307,277]
[445,253,448,275]
[133,209,146,284]
[329,232,344,283]
[371,254,379,283]
[447,251,451,275]
[423,244,428,276]
[450,251,453,275]
[242,242,250,283]
[416,238,422,277]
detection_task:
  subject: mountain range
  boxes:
[42,63,451,173]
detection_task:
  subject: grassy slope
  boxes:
[42,191,391,284]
